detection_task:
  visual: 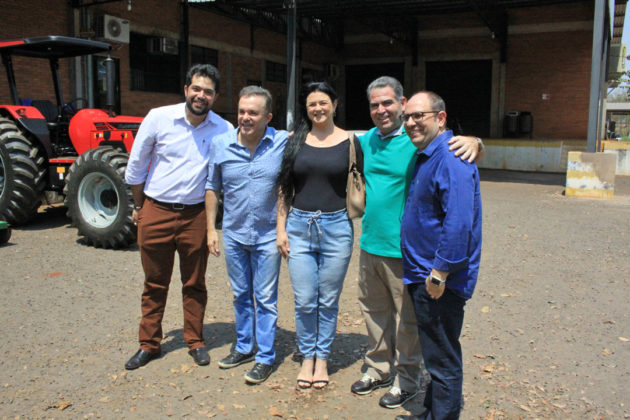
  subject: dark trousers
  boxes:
[137,199,208,353]
[408,283,466,420]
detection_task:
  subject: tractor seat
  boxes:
[30,99,59,123]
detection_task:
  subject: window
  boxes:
[129,32,180,93]
[191,46,218,67]
[266,60,286,83]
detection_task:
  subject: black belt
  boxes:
[148,197,204,211]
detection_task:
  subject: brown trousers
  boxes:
[136,199,208,353]
[358,250,424,392]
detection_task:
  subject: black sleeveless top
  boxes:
[291,137,363,212]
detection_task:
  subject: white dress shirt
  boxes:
[125,103,233,204]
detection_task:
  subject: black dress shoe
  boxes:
[379,387,419,409]
[125,349,160,370]
[350,374,393,395]
[188,348,210,366]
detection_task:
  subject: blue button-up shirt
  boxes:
[125,103,233,204]
[206,126,288,245]
[401,130,482,300]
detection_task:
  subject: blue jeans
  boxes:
[408,283,467,420]
[286,208,353,360]
[222,234,281,365]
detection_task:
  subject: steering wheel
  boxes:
[63,97,88,115]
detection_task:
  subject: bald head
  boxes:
[404,91,447,150]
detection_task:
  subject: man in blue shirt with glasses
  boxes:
[399,91,482,420]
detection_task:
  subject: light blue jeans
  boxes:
[222,234,281,365]
[286,208,354,360]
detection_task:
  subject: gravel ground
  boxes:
[1,170,629,420]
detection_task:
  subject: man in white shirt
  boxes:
[124,64,233,370]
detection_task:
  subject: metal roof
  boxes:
[193,0,627,49]
[203,0,587,18]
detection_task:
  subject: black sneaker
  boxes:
[379,386,419,409]
[244,362,273,384]
[350,373,393,395]
[217,349,255,369]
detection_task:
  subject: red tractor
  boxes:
[0,35,143,248]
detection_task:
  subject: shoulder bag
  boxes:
[346,134,365,219]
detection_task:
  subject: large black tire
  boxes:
[0,117,46,225]
[64,147,136,249]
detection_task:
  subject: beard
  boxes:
[186,97,210,116]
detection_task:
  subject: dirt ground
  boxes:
[1,169,629,420]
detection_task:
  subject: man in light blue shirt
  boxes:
[205,86,288,384]
[124,64,233,370]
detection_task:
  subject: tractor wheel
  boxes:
[64,147,136,249]
[0,117,46,225]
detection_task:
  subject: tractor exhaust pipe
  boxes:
[104,55,116,117]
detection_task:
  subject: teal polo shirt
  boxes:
[359,126,417,258]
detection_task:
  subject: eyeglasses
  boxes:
[401,111,439,123]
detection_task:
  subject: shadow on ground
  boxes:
[163,322,369,374]
[480,169,565,186]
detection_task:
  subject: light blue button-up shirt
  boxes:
[125,103,233,204]
[206,126,289,245]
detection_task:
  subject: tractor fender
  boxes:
[0,105,53,159]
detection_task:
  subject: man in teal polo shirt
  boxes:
[351,76,483,410]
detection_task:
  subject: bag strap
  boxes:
[348,134,357,171]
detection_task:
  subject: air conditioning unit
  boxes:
[147,37,179,55]
[607,43,627,80]
[95,14,130,44]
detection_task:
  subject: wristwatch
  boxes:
[134,205,143,211]
[430,274,445,286]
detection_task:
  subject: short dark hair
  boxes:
[239,85,273,113]
[185,64,221,93]
[366,76,404,102]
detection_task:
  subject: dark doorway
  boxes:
[345,62,404,130]
[425,60,492,137]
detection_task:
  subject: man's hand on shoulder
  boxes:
[448,136,485,163]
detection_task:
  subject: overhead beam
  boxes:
[286,0,297,130]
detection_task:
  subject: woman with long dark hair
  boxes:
[276,82,362,389]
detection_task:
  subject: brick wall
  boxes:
[0,0,73,106]
[505,31,592,139]
[0,0,335,124]
[0,0,597,139]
